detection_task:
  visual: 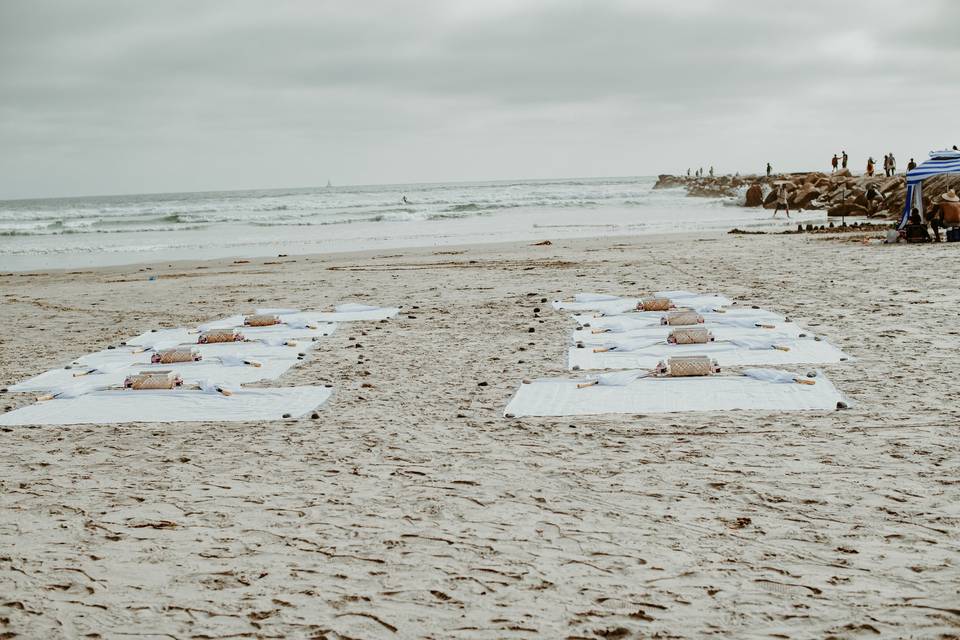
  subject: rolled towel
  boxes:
[658,356,719,377]
[668,327,713,344]
[639,297,673,312]
[198,330,244,344]
[151,348,201,364]
[123,370,183,390]
[244,314,280,327]
[661,311,704,326]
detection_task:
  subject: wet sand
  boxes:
[1,230,958,638]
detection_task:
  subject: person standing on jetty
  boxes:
[882,154,890,177]
[831,154,839,173]
[866,157,875,176]
[888,153,896,176]
[766,162,772,177]
[842,150,848,169]
[709,166,714,177]
[908,158,917,172]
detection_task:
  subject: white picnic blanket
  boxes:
[571,307,786,329]
[126,323,335,348]
[567,338,850,370]
[199,304,399,330]
[9,347,304,395]
[571,323,808,345]
[552,291,733,314]
[73,341,311,369]
[0,386,333,426]
[504,372,846,416]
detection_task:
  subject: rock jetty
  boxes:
[654,171,960,219]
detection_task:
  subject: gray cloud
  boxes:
[1,0,957,198]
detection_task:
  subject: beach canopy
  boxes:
[899,150,960,228]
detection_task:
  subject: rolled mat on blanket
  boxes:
[568,337,851,371]
[124,370,183,390]
[640,297,673,312]
[576,356,719,387]
[658,356,720,377]
[151,348,201,364]
[668,327,714,344]
[661,311,704,326]
[244,314,280,327]
[198,330,245,344]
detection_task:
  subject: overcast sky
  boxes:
[1,0,957,199]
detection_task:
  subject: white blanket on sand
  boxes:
[199,304,399,330]
[504,372,846,417]
[74,341,310,368]
[0,386,333,426]
[552,291,733,314]
[567,338,850,370]
[9,346,305,395]
[126,323,335,348]
[571,307,786,329]
[571,323,809,345]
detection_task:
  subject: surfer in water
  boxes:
[401,196,409,205]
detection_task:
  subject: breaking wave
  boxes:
[0,176,726,238]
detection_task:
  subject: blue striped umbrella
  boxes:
[899,150,960,229]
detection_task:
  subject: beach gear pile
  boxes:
[0,304,399,426]
[505,291,852,417]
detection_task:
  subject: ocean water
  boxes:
[0,176,825,271]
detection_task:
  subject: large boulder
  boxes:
[654,175,685,189]
[744,184,764,207]
[791,185,822,209]
[833,167,853,178]
[879,176,903,194]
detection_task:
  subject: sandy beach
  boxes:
[2,229,958,638]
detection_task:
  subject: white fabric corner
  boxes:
[567,339,851,370]
[0,386,333,426]
[504,373,846,417]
